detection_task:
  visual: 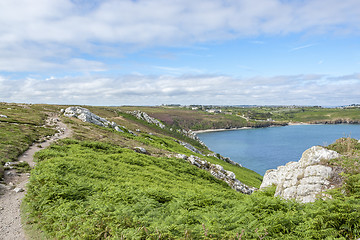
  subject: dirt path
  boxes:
[0,114,71,240]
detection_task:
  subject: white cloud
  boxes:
[290,44,316,52]
[1,73,359,106]
[1,0,360,72]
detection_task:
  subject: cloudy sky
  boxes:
[1,0,360,106]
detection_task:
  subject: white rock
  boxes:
[114,126,124,132]
[175,154,187,160]
[261,146,341,203]
[13,187,24,193]
[134,147,147,154]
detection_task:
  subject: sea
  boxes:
[197,124,360,176]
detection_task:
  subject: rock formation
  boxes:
[178,140,203,155]
[176,128,206,146]
[175,154,256,194]
[127,110,165,129]
[260,146,341,203]
[64,107,128,133]
[207,153,242,167]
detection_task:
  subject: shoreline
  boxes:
[193,122,360,134]
[193,127,252,134]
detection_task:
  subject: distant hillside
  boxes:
[118,105,360,131]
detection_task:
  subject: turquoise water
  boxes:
[197,124,360,176]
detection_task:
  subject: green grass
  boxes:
[0,123,55,165]
[23,139,360,239]
[0,103,57,179]
[60,112,263,188]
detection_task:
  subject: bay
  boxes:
[197,124,360,176]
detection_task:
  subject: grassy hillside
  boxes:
[117,106,360,131]
[24,138,360,239]
[118,106,286,131]
[1,103,360,239]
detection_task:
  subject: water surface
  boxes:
[197,124,360,175]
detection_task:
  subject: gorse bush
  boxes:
[24,140,360,239]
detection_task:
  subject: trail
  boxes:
[0,114,71,240]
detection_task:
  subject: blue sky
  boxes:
[0,0,360,106]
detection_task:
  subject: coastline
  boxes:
[193,121,360,135]
[193,122,312,134]
[193,127,252,134]
[287,122,312,126]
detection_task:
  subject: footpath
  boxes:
[0,114,71,240]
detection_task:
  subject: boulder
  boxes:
[114,126,124,133]
[64,107,130,134]
[13,187,24,193]
[260,146,341,203]
[64,107,110,127]
[134,147,147,154]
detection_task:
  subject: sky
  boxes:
[0,0,360,106]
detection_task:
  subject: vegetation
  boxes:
[118,105,360,131]
[0,103,56,180]
[23,139,360,239]
[1,102,360,239]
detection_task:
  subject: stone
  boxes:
[207,153,242,167]
[128,130,137,136]
[0,114,8,118]
[64,106,129,134]
[114,126,124,132]
[64,107,110,127]
[178,141,203,155]
[260,146,341,203]
[134,147,147,154]
[127,110,165,129]
[4,162,18,168]
[13,187,24,193]
[186,155,256,194]
[174,154,188,160]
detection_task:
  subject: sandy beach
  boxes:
[193,127,252,134]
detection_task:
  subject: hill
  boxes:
[1,103,360,239]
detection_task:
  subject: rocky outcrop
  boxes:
[64,107,127,133]
[260,146,341,203]
[127,110,165,129]
[176,128,206,146]
[310,119,360,124]
[134,147,147,154]
[207,153,242,167]
[175,154,256,194]
[178,141,203,155]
